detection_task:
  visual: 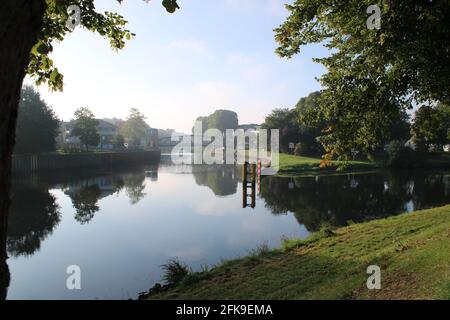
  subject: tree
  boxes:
[121,108,149,147]
[14,86,60,154]
[207,110,239,132]
[411,104,450,151]
[295,91,325,156]
[192,116,208,134]
[0,0,178,291]
[111,134,125,149]
[71,107,100,151]
[262,108,298,153]
[275,0,450,160]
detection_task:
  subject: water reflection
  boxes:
[3,163,449,299]
[193,165,239,196]
[7,168,450,253]
[260,171,450,232]
[8,184,61,257]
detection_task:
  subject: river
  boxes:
[5,155,449,299]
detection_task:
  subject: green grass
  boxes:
[274,153,380,176]
[148,205,450,300]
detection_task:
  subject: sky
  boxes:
[26,0,329,134]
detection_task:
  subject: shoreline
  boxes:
[144,204,450,300]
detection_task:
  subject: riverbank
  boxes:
[147,205,450,300]
[275,153,379,176]
[274,153,450,177]
[12,150,160,173]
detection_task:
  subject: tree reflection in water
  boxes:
[8,184,61,257]
[193,165,239,196]
[260,171,449,232]
[2,167,154,299]
[62,170,149,223]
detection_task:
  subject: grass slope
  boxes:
[150,205,450,300]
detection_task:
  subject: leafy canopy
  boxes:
[275,0,450,159]
[120,108,149,146]
[412,104,450,150]
[262,108,299,153]
[14,86,60,154]
[29,0,179,91]
[72,107,100,150]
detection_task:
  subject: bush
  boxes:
[160,259,190,286]
[294,142,310,156]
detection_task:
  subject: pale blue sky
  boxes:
[27,0,329,133]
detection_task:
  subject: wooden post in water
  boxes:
[242,162,257,209]
[242,162,248,208]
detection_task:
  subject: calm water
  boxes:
[5,156,450,299]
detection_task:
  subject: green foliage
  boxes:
[262,108,298,153]
[275,0,450,159]
[412,104,450,151]
[207,110,239,132]
[192,116,208,134]
[248,242,271,258]
[111,133,125,149]
[386,140,418,168]
[161,259,190,286]
[192,110,239,135]
[72,107,100,150]
[120,108,149,147]
[294,142,311,157]
[295,91,325,155]
[14,86,60,154]
[28,0,179,91]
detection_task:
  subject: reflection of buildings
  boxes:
[145,168,158,182]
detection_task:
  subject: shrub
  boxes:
[248,242,271,257]
[294,142,310,156]
[160,259,190,285]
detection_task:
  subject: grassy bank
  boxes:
[148,205,450,300]
[275,153,380,176]
[274,153,450,177]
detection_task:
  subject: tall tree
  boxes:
[0,1,178,296]
[121,108,149,147]
[14,86,60,154]
[71,107,100,151]
[295,91,325,156]
[275,0,450,160]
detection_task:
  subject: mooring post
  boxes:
[242,162,248,208]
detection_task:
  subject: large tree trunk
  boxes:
[0,0,46,300]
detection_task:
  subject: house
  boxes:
[58,118,159,150]
[97,120,118,149]
[59,119,119,150]
[147,128,159,149]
